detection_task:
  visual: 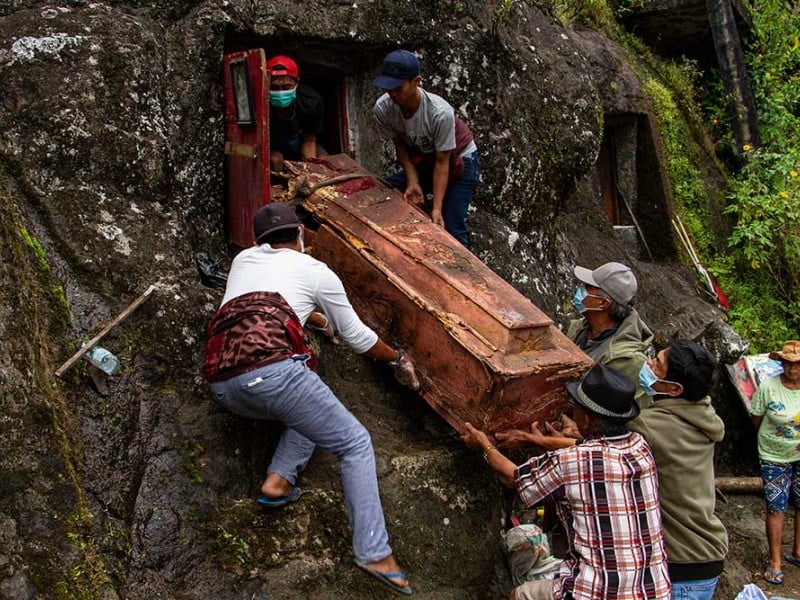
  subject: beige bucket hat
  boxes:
[769,340,800,363]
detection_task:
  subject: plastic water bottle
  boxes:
[84,346,119,375]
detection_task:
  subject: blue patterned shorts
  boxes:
[761,460,800,513]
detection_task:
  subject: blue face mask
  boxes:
[638,363,660,395]
[269,88,297,108]
[572,285,604,314]
[572,286,588,313]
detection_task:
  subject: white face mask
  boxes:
[298,228,305,253]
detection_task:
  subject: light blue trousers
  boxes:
[210,357,391,563]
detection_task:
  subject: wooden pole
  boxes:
[55,285,156,377]
[715,476,762,494]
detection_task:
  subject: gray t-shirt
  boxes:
[374,89,462,155]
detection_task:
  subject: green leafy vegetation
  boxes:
[717,0,800,350]
[213,525,252,569]
[182,438,206,484]
[632,0,800,352]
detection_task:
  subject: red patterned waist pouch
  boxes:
[203,291,317,383]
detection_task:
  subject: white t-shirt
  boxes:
[374,88,478,155]
[221,245,378,354]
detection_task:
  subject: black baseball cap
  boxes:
[253,203,300,244]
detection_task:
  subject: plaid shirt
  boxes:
[515,431,670,600]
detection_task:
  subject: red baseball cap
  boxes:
[267,55,299,79]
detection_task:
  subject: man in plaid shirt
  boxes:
[462,363,670,600]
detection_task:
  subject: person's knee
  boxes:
[343,422,373,454]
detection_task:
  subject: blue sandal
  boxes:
[785,553,800,568]
[354,559,413,596]
[764,566,784,585]
[256,486,304,508]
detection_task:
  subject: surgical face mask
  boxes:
[572,285,604,314]
[638,363,660,395]
[269,87,297,108]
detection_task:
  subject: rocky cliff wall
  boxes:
[0,1,741,597]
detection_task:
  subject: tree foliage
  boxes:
[718,0,800,351]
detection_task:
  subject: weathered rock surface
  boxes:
[0,1,746,598]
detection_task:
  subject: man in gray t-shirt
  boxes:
[372,50,479,247]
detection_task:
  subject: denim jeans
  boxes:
[670,576,719,600]
[209,357,391,563]
[386,151,480,247]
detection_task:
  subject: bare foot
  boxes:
[260,473,294,498]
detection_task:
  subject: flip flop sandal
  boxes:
[785,553,800,568]
[764,566,784,585]
[354,559,413,596]
[256,486,305,508]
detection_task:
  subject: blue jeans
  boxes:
[209,357,391,563]
[670,576,719,600]
[386,151,480,247]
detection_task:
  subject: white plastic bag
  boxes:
[734,583,768,600]
[502,523,562,585]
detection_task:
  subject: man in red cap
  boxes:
[267,55,325,172]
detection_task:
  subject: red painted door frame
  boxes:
[223,49,271,247]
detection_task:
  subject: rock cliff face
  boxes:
[0,1,741,597]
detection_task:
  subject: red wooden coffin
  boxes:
[286,155,592,435]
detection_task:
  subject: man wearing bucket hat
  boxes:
[372,49,480,247]
[266,55,325,172]
[567,261,654,409]
[749,340,800,585]
[204,203,418,595]
[461,363,671,600]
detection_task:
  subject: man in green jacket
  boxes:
[630,338,728,599]
[567,262,653,408]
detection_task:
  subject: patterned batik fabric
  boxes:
[760,460,800,513]
[514,432,671,600]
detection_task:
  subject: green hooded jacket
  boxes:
[628,397,728,579]
[566,307,653,408]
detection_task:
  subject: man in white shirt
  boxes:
[205,203,418,595]
[373,49,480,248]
